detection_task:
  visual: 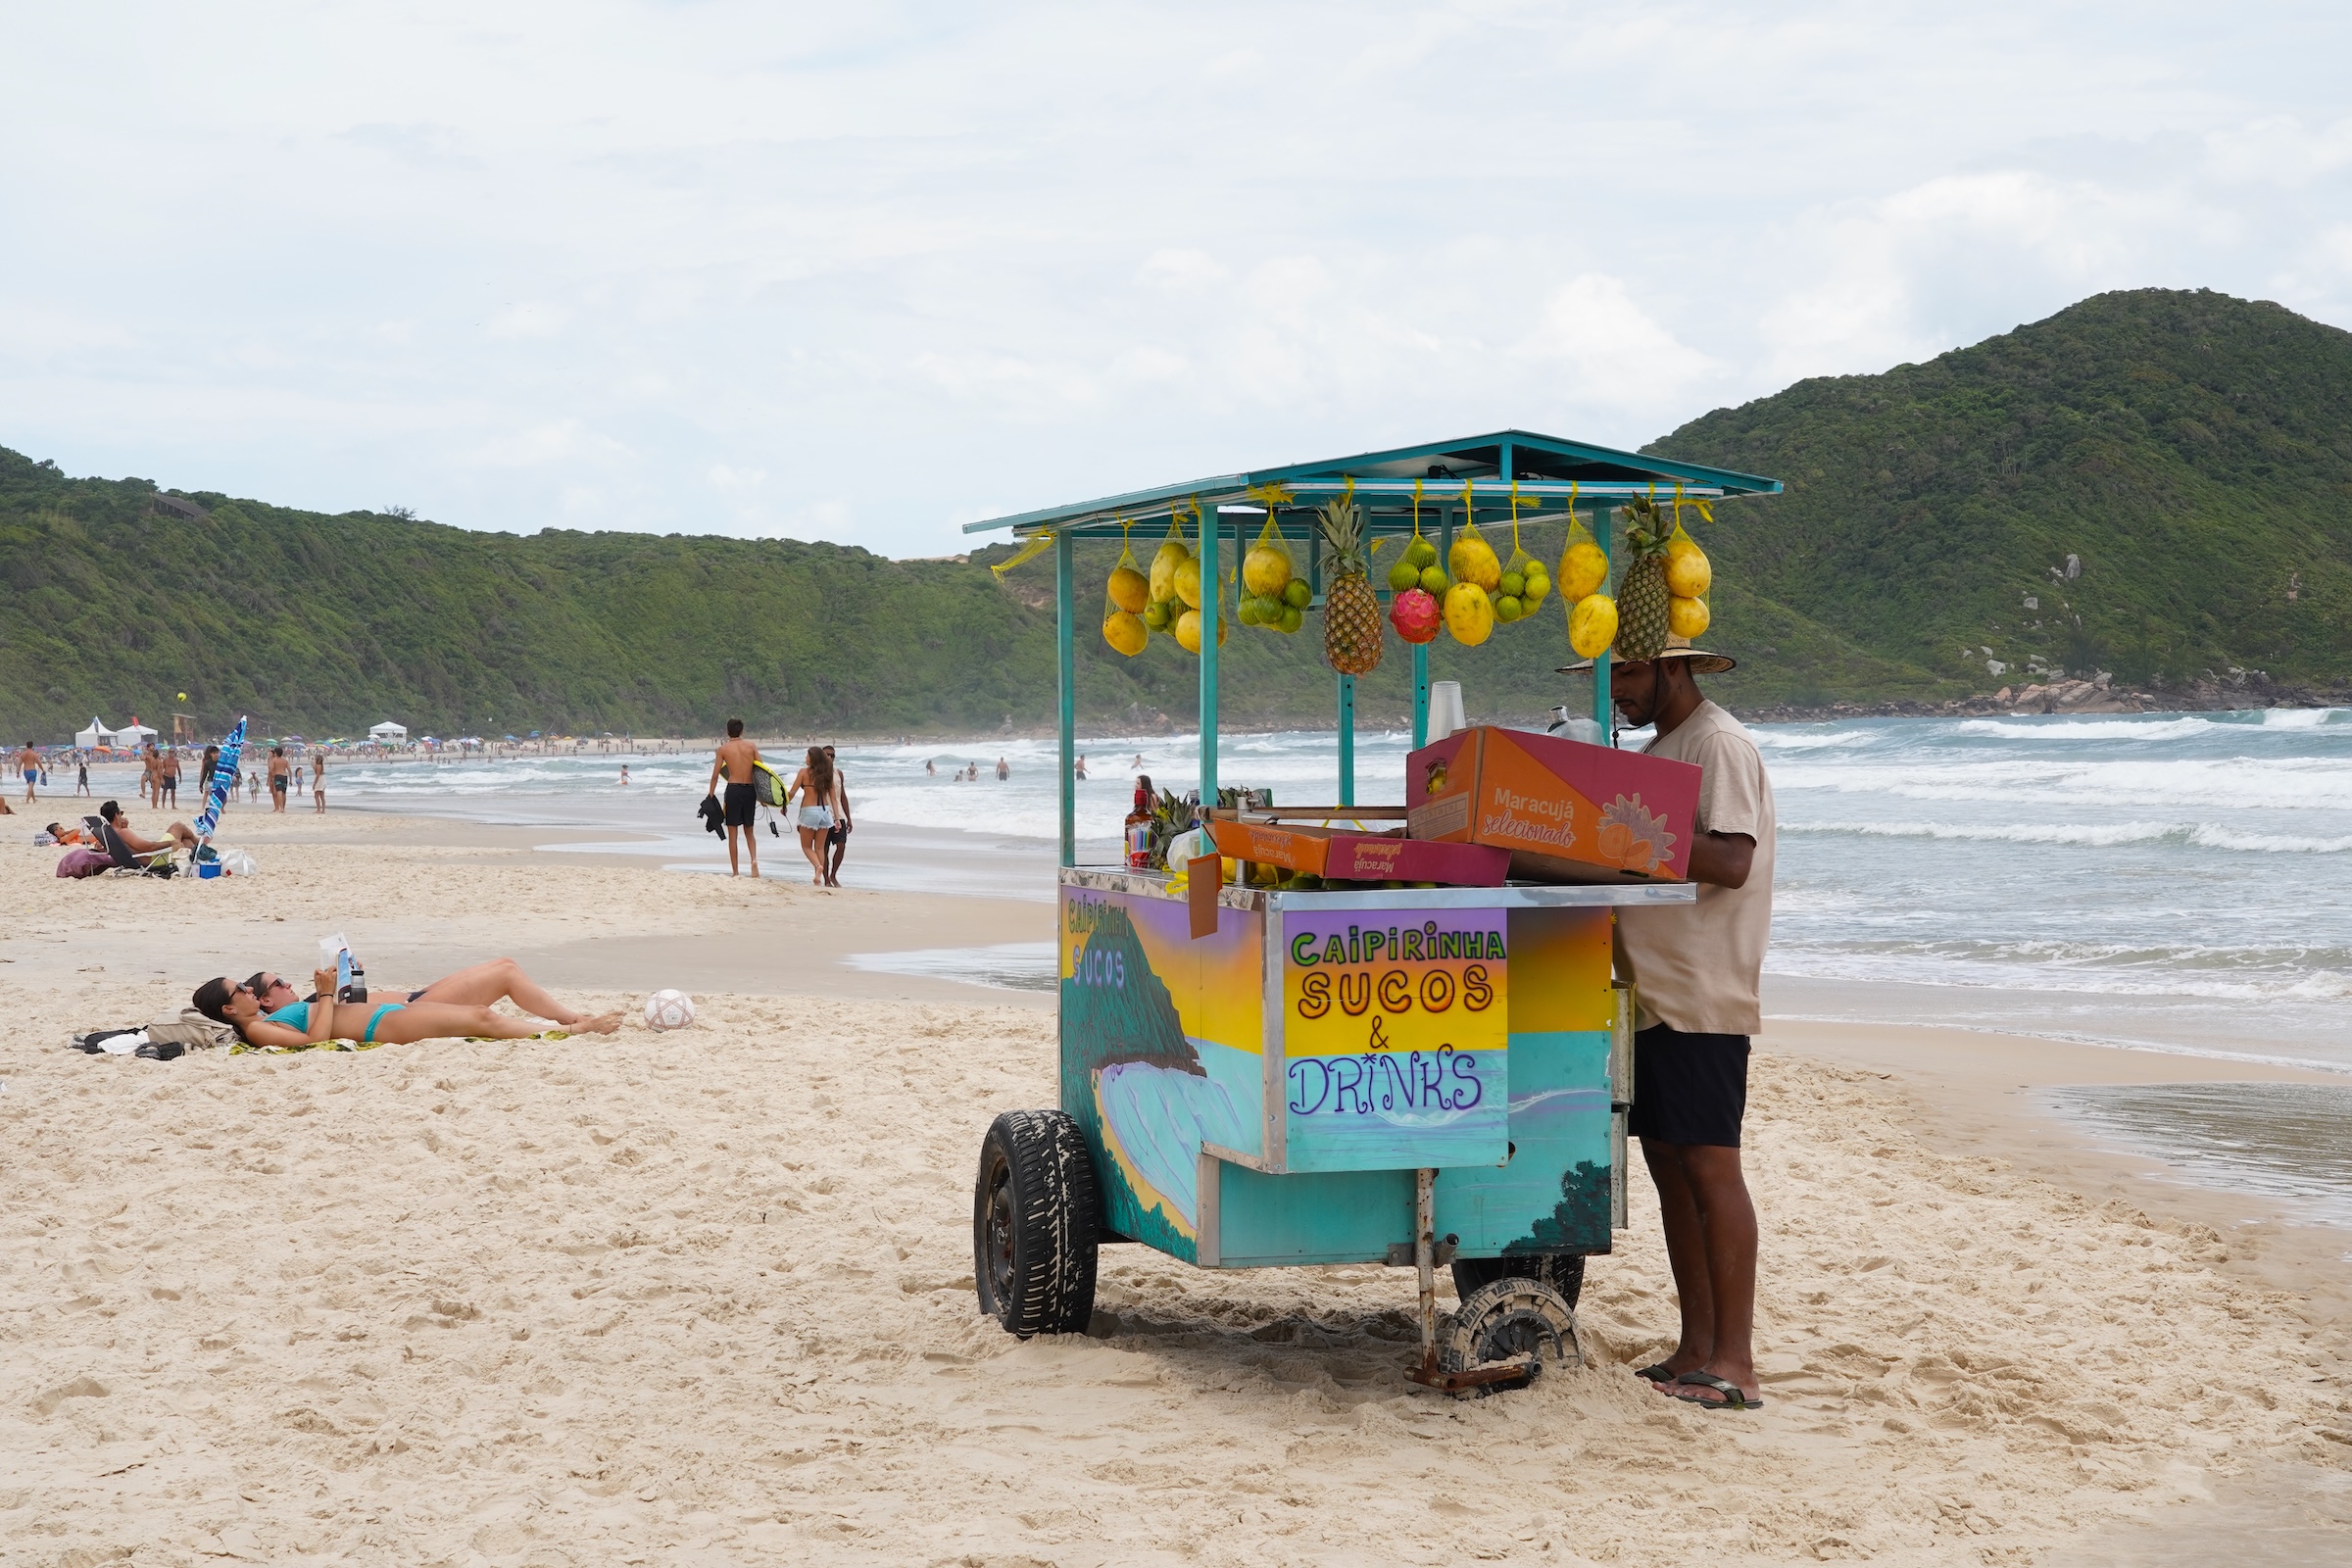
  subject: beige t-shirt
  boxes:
[1613,700,1776,1035]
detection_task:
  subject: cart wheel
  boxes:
[972,1110,1100,1339]
[1450,1251,1585,1310]
[1438,1277,1582,1392]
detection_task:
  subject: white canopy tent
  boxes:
[112,721,158,748]
[368,720,409,742]
[74,717,114,749]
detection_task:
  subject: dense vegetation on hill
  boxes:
[2,288,2343,740]
[1656,288,2352,698]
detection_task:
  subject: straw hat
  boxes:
[1557,635,1737,676]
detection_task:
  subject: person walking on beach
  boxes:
[311,751,327,813]
[1595,637,1777,1413]
[200,744,219,802]
[160,748,181,807]
[19,742,42,803]
[785,745,843,888]
[75,758,89,797]
[268,746,292,812]
[822,745,852,889]
[705,718,761,878]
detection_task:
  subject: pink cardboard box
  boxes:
[1208,818,1512,886]
[1320,832,1510,886]
[1404,725,1702,884]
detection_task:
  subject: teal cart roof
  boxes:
[963,428,1781,540]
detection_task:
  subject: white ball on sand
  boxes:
[643,989,696,1031]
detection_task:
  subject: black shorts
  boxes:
[722,781,757,827]
[1626,1023,1750,1148]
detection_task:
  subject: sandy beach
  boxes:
[5,812,2349,1565]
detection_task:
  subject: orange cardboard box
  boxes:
[1208,818,1331,874]
[1208,819,1513,886]
[1404,726,1701,883]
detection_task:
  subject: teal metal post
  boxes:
[1411,643,1430,750]
[1591,503,1614,745]
[1199,507,1219,804]
[1055,530,1076,865]
[1414,508,1454,750]
[1337,674,1355,805]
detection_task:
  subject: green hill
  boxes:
[3,287,2345,741]
[1654,287,2352,702]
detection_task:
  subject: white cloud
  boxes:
[1518,275,1723,405]
[0,2,2347,550]
[1136,249,1228,291]
[486,302,569,340]
[708,463,766,492]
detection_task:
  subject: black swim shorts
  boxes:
[1626,1023,1751,1149]
[722,781,756,827]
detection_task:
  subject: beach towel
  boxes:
[56,847,112,879]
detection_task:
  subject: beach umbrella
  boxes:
[194,716,247,852]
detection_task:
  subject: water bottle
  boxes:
[319,932,356,1001]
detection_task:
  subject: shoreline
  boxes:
[57,688,2329,755]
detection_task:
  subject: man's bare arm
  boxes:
[1688,830,1756,890]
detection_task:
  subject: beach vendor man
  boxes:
[1590,635,1777,1412]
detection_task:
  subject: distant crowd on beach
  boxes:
[8,737,331,820]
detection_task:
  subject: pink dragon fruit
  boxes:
[1389,587,1441,644]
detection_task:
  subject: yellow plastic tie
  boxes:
[990,531,1054,576]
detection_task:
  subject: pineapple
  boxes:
[1312,494,1384,674]
[1612,496,1673,662]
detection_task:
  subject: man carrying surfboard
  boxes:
[706,718,762,878]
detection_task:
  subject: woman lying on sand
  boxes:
[193,956,621,1048]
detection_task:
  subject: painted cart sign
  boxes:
[1280,907,1508,1171]
[1058,875,1638,1271]
[1058,884,1262,1260]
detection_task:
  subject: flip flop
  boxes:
[1669,1371,1764,1410]
[1635,1363,1678,1383]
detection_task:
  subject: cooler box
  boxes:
[1209,818,1511,887]
[1404,726,1702,884]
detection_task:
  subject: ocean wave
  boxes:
[1751,729,1876,752]
[1766,948,2352,1004]
[1951,715,2224,742]
[1771,756,2352,811]
[1786,819,2352,853]
[2263,707,2349,728]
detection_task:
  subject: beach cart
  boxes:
[962,432,1780,1392]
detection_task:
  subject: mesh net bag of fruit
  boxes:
[1241,488,1307,634]
[1102,528,1150,656]
[1494,491,1550,626]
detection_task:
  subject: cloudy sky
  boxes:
[5,2,2349,556]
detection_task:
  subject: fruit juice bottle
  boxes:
[1125,776,1154,869]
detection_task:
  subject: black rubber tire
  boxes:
[1440,1277,1582,1387]
[972,1110,1101,1338]
[1451,1251,1586,1310]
